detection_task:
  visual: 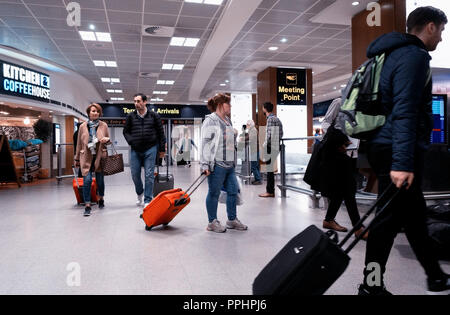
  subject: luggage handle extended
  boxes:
[72,166,80,189]
[156,155,169,180]
[174,172,208,207]
[338,182,407,254]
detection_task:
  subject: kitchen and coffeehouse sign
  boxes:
[0,60,50,102]
[277,68,307,105]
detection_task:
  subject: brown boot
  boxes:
[323,220,348,232]
[354,227,369,240]
[259,192,275,198]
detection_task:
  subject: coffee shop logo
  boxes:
[286,73,297,86]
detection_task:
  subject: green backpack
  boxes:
[335,53,387,140]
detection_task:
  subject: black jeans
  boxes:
[325,191,361,226]
[363,144,444,285]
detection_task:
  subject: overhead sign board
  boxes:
[0,60,50,102]
[277,68,307,105]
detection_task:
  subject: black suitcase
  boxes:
[253,183,402,295]
[153,157,175,197]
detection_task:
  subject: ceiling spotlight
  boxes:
[352,1,360,6]
[280,38,288,43]
[268,46,279,51]
[89,24,96,30]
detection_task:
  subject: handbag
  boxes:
[101,143,124,176]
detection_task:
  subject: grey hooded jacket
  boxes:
[200,113,236,172]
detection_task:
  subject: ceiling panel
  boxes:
[0,0,356,102]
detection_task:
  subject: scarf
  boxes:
[87,119,100,154]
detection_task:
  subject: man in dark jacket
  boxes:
[123,93,166,207]
[358,6,449,295]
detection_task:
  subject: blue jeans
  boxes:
[206,165,238,223]
[130,145,158,203]
[83,171,105,204]
[251,161,261,182]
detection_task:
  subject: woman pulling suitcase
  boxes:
[75,103,111,217]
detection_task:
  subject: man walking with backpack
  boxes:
[357,6,449,295]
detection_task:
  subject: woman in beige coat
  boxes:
[75,103,110,217]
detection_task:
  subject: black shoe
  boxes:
[98,199,104,209]
[427,275,450,295]
[84,207,91,217]
[358,284,393,296]
[251,180,262,185]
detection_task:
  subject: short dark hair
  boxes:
[407,6,447,33]
[134,93,147,102]
[263,102,274,113]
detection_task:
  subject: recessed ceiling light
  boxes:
[105,61,117,67]
[225,80,229,83]
[352,1,360,6]
[268,46,279,51]
[341,84,347,88]
[280,38,288,43]
[170,37,186,46]
[89,24,96,30]
[95,32,112,42]
[111,78,120,83]
[185,0,223,5]
[170,37,200,47]
[94,60,106,67]
[107,89,115,93]
[157,80,166,84]
[79,31,96,41]
[101,78,111,82]
[172,64,184,70]
[115,90,122,93]
[220,83,226,86]
[165,80,175,85]
[184,38,200,47]
[162,64,173,70]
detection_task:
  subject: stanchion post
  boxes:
[280,141,286,198]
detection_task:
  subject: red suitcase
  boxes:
[141,174,207,231]
[73,168,98,205]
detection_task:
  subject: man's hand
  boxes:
[159,152,165,158]
[204,170,211,176]
[390,171,414,189]
[100,137,110,144]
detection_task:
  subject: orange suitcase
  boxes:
[141,174,207,231]
[73,168,98,205]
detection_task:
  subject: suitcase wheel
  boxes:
[145,225,153,231]
[139,214,143,219]
[163,223,169,227]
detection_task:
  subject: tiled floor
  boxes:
[0,163,448,295]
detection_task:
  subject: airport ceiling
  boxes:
[0,0,362,104]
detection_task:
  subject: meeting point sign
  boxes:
[0,60,51,102]
[277,68,307,106]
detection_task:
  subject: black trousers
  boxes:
[267,171,275,194]
[325,191,361,226]
[363,144,444,285]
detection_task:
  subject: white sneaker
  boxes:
[136,193,144,206]
[207,219,226,233]
[226,218,248,231]
[144,203,150,209]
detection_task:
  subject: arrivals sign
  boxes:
[277,68,307,105]
[101,103,210,119]
[0,60,50,102]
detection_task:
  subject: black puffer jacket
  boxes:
[123,107,166,153]
[366,32,433,172]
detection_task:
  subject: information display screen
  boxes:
[430,94,447,145]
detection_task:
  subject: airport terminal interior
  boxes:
[1,0,450,295]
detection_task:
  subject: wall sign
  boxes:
[277,68,307,105]
[100,103,210,119]
[0,60,50,102]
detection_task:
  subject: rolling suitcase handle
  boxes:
[338,182,407,254]
[174,173,208,207]
[72,166,80,189]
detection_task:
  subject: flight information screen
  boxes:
[430,95,447,144]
